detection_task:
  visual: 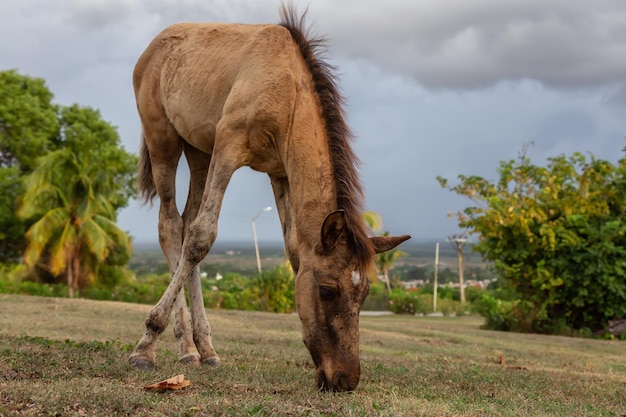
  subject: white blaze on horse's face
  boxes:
[295,256,370,392]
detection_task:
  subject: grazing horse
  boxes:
[129,5,410,392]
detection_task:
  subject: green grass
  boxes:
[0,294,624,416]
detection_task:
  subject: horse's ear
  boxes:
[321,210,346,250]
[370,235,411,254]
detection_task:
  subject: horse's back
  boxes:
[134,22,301,158]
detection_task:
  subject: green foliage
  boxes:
[202,272,259,311]
[473,294,517,331]
[0,70,59,260]
[17,104,136,297]
[362,211,407,292]
[439,146,626,334]
[19,147,134,297]
[54,105,137,210]
[0,263,67,297]
[0,70,137,290]
[388,288,431,315]
[249,264,296,313]
[387,287,469,316]
[361,281,389,310]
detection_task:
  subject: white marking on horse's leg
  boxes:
[188,265,220,365]
[351,271,361,287]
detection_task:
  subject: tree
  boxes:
[54,104,137,211]
[375,231,407,292]
[18,105,137,297]
[19,148,130,297]
[0,70,59,260]
[363,211,407,292]
[438,146,626,334]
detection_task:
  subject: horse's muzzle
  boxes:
[316,368,359,392]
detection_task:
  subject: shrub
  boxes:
[362,281,388,311]
[388,288,433,315]
[0,264,67,298]
[250,264,295,313]
[440,150,626,335]
[474,294,517,331]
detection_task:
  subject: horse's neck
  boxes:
[283,105,337,245]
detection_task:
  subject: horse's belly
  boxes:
[166,102,218,154]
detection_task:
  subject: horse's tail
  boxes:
[138,132,157,204]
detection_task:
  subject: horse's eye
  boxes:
[319,286,337,301]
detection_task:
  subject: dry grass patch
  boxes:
[1,294,625,416]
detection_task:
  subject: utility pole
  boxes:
[252,206,272,274]
[433,242,439,312]
[448,233,468,304]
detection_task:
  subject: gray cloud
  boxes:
[312,0,626,89]
[1,0,624,243]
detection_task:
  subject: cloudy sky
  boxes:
[2,0,624,245]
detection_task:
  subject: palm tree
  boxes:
[362,211,383,233]
[18,149,131,297]
[362,211,406,292]
[375,232,407,292]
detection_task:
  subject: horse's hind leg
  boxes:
[182,144,220,366]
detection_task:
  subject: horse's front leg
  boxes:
[129,141,200,368]
[182,146,220,366]
[173,288,202,364]
[187,264,220,365]
[129,195,200,368]
[270,176,300,273]
[129,258,198,369]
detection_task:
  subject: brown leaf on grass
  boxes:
[144,374,190,391]
[497,355,528,371]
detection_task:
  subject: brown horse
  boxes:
[129,5,410,392]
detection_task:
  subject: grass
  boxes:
[0,294,625,416]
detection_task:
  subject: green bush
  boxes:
[437,286,461,301]
[80,286,114,301]
[474,294,517,331]
[112,280,168,305]
[0,264,67,298]
[388,289,433,315]
[250,265,295,313]
[200,266,295,313]
[362,281,388,311]
[440,151,626,335]
[464,286,485,304]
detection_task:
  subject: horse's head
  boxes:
[295,210,410,391]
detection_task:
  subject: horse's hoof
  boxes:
[129,355,154,370]
[202,356,221,367]
[179,353,201,365]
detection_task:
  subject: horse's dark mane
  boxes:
[279,4,375,273]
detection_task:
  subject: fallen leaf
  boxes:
[144,374,190,391]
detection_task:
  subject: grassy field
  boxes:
[0,294,624,416]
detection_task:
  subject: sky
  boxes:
[1,0,624,245]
